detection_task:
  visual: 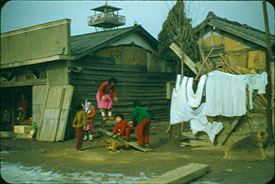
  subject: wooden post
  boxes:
[180,45,184,140]
[262,0,274,143]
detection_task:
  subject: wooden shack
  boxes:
[0,19,174,141]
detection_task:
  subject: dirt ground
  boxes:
[1,121,274,184]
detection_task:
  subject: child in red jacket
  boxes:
[82,99,96,141]
[111,113,134,141]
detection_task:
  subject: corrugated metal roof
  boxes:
[71,25,158,57]
[195,12,274,48]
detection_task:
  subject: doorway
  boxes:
[0,86,32,131]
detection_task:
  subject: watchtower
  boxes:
[88,3,126,31]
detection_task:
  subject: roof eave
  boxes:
[195,21,270,48]
[73,25,159,60]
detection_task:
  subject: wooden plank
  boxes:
[98,128,152,152]
[46,87,64,109]
[138,163,211,184]
[56,85,74,141]
[38,87,65,142]
[218,117,243,146]
[80,69,174,78]
[169,43,198,74]
[36,86,50,139]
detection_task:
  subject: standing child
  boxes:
[96,77,118,120]
[72,104,87,151]
[111,113,135,141]
[82,99,96,141]
[130,101,151,148]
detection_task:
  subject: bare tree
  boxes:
[158,0,199,76]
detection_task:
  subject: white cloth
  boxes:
[245,72,268,109]
[182,102,223,143]
[170,75,188,124]
[205,70,246,117]
[186,75,207,108]
[190,119,223,143]
[170,74,224,143]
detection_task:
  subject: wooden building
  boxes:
[195,11,274,73]
[0,19,174,141]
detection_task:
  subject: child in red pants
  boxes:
[129,101,151,148]
[111,113,134,141]
[72,104,87,151]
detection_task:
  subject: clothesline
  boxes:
[170,70,268,143]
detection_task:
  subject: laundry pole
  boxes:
[262,0,273,143]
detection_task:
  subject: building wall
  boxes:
[97,32,167,72]
[199,29,266,71]
[0,19,71,68]
[47,61,70,86]
[94,45,147,65]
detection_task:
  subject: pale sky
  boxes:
[1,1,274,39]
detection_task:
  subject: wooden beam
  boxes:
[199,46,212,72]
[0,55,73,69]
[218,117,243,146]
[0,79,47,88]
[195,47,214,80]
[169,43,198,74]
[97,128,152,152]
[138,163,211,184]
[262,0,274,143]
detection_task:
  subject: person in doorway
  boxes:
[17,94,28,121]
[110,113,135,142]
[82,99,96,141]
[129,101,151,148]
[72,104,87,151]
[2,109,11,131]
[96,77,118,121]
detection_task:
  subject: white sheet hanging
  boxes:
[245,72,268,109]
[186,75,207,108]
[205,70,247,117]
[170,75,188,124]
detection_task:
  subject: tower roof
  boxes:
[91,4,122,12]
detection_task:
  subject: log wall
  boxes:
[70,55,175,122]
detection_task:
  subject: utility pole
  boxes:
[262,0,273,144]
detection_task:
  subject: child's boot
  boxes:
[84,135,88,141]
[89,134,93,141]
[100,110,106,121]
[108,111,113,120]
